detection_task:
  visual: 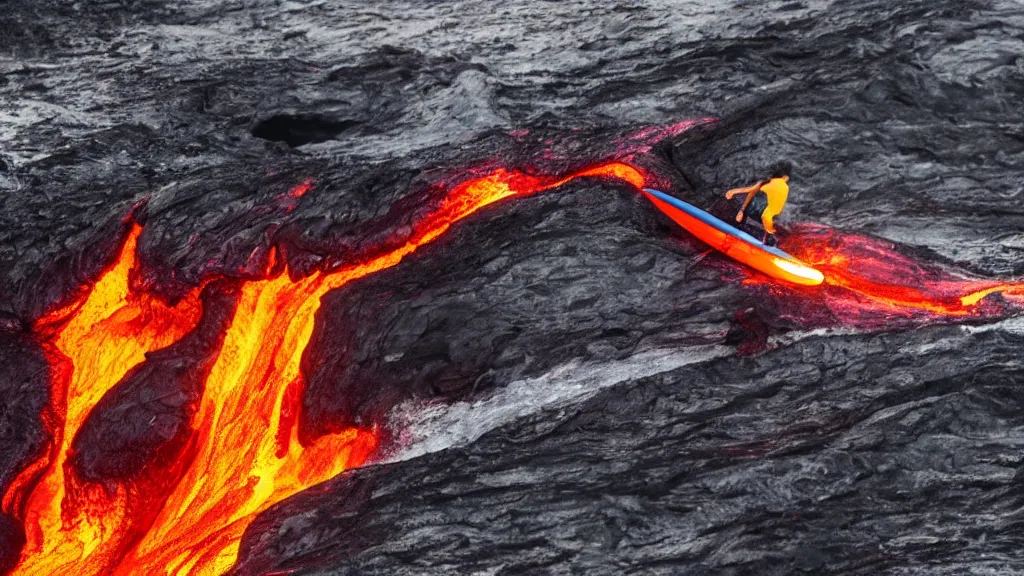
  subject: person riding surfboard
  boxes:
[724,161,792,247]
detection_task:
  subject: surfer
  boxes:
[724,161,792,246]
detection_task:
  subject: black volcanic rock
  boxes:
[0,332,50,495]
[237,323,1024,576]
[0,332,50,572]
[299,178,743,438]
[68,281,239,484]
[2,0,1024,575]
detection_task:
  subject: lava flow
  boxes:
[4,161,646,576]
[765,224,1024,326]
[11,150,1020,576]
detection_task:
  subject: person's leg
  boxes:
[739,193,768,236]
[744,193,768,223]
[760,210,778,246]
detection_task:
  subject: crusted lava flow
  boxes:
[758,225,1024,327]
[4,162,647,576]
[11,149,1021,576]
[3,225,206,575]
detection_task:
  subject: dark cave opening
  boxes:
[251,114,362,147]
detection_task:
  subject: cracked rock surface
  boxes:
[2,0,1024,574]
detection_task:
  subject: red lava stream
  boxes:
[5,156,1024,576]
[3,162,646,576]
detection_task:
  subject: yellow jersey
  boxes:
[759,177,789,233]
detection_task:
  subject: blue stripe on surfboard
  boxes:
[643,188,796,260]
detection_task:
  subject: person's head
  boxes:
[767,160,792,182]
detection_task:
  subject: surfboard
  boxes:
[642,188,824,286]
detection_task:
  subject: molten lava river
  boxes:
[2,162,646,576]
[757,224,1024,327]
[6,158,1024,576]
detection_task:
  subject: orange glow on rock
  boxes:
[288,180,314,199]
[641,190,823,286]
[6,225,203,576]
[770,225,1024,321]
[6,161,647,576]
[637,189,1023,325]
[108,270,379,576]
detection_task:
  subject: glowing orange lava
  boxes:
[5,225,204,576]
[5,162,646,576]
[772,225,1024,322]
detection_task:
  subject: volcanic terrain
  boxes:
[2,1,1024,575]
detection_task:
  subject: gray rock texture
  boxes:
[2,0,1024,574]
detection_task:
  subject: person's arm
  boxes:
[724,181,764,200]
[728,181,764,222]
